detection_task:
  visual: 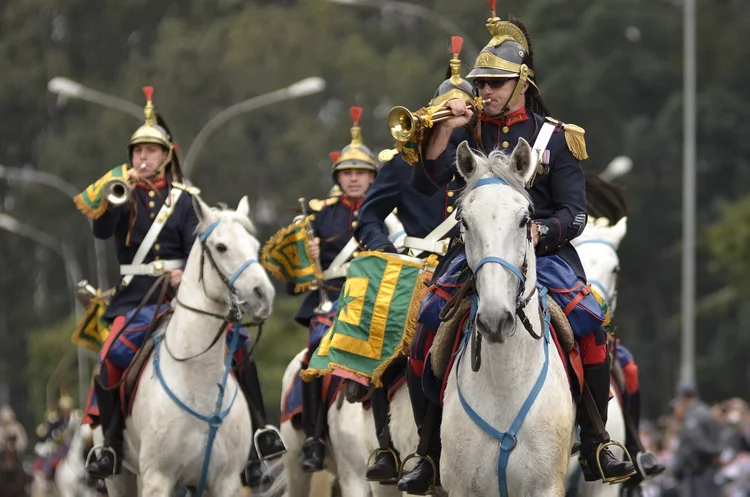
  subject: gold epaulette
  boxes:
[172,181,201,196]
[546,117,588,161]
[308,196,340,212]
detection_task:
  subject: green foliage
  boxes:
[708,197,750,293]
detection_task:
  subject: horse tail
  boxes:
[253,465,287,497]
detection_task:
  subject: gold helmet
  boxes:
[128,86,182,180]
[466,0,543,115]
[431,36,476,107]
[331,107,378,179]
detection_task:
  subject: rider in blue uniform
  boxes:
[396,11,636,494]
[354,37,468,484]
[297,107,379,472]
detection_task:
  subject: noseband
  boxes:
[198,220,258,294]
[467,177,545,340]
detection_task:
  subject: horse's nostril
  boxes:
[253,286,264,300]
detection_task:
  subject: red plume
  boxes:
[173,143,179,155]
[143,86,154,101]
[350,106,363,125]
[329,151,340,163]
[451,36,463,56]
[489,0,496,12]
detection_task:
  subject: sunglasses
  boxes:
[474,79,509,90]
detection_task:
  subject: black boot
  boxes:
[237,360,287,462]
[366,387,400,483]
[578,361,636,484]
[86,381,123,479]
[623,391,665,484]
[397,403,441,495]
[300,376,325,472]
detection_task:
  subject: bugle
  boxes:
[298,198,334,314]
[387,98,490,142]
[105,178,132,206]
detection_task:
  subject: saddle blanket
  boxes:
[84,304,251,425]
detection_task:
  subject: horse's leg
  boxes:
[208,474,242,497]
[140,469,175,497]
[106,469,139,497]
[280,420,312,497]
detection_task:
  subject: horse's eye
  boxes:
[520,216,530,228]
[216,243,228,253]
[613,266,620,274]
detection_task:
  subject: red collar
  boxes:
[480,107,529,127]
[341,195,364,210]
[136,176,168,190]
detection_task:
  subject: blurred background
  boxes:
[1,0,749,493]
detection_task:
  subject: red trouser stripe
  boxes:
[623,362,639,394]
[578,333,607,365]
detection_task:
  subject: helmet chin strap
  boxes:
[132,144,174,179]
[496,64,530,116]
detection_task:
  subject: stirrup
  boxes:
[254,424,287,461]
[595,441,636,485]
[399,452,438,495]
[85,444,119,477]
[366,448,401,483]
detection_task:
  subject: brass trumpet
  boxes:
[105,178,132,206]
[387,98,490,142]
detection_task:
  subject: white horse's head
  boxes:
[572,216,627,312]
[192,195,275,321]
[456,139,535,343]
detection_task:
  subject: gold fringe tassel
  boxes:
[564,125,589,161]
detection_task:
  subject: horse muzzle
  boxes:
[243,281,275,321]
[475,305,515,344]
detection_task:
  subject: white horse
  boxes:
[279,349,374,497]
[440,140,576,496]
[563,217,629,497]
[55,413,100,497]
[101,196,284,497]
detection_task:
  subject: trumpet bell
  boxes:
[106,178,131,206]
[387,106,418,142]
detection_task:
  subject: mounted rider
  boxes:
[75,87,284,481]
[288,107,378,473]
[353,36,468,484]
[396,8,636,494]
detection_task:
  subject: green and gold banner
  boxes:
[302,252,435,386]
[261,216,322,293]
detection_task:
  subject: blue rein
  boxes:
[153,219,254,497]
[455,175,552,497]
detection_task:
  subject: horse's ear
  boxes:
[192,195,213,224]
[237,196,250,218]
[456,141,477,179]
[511,138,534,183]
[610,216,627,248]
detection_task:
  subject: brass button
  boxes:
[502,141,510,149]
[149,213,156,220]
[148,191,155,198]
[153,261,165,274]
[351,220,358,227]
[148,201,155,208]
[502,126,510,133]
[353,251,360,257]
[154,256,161,261]
[154,244,161,251]
[353,210,359,216]
[446,206,454,213]
[447,191,454,198]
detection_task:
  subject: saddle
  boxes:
[425,293,584,405]
[120,312,172,415]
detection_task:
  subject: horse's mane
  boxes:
[458,149,532,205]
[585,173,627,224]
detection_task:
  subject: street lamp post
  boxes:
[0,214,88,407]
[182,77,327,176]
[0,165,109,289]
[323,0,481,58]
[681,0,697,386]
[48,77,144,120]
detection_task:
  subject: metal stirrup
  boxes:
[595,441,636,485]
[85,444,119,476]
[253,425,287,461]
